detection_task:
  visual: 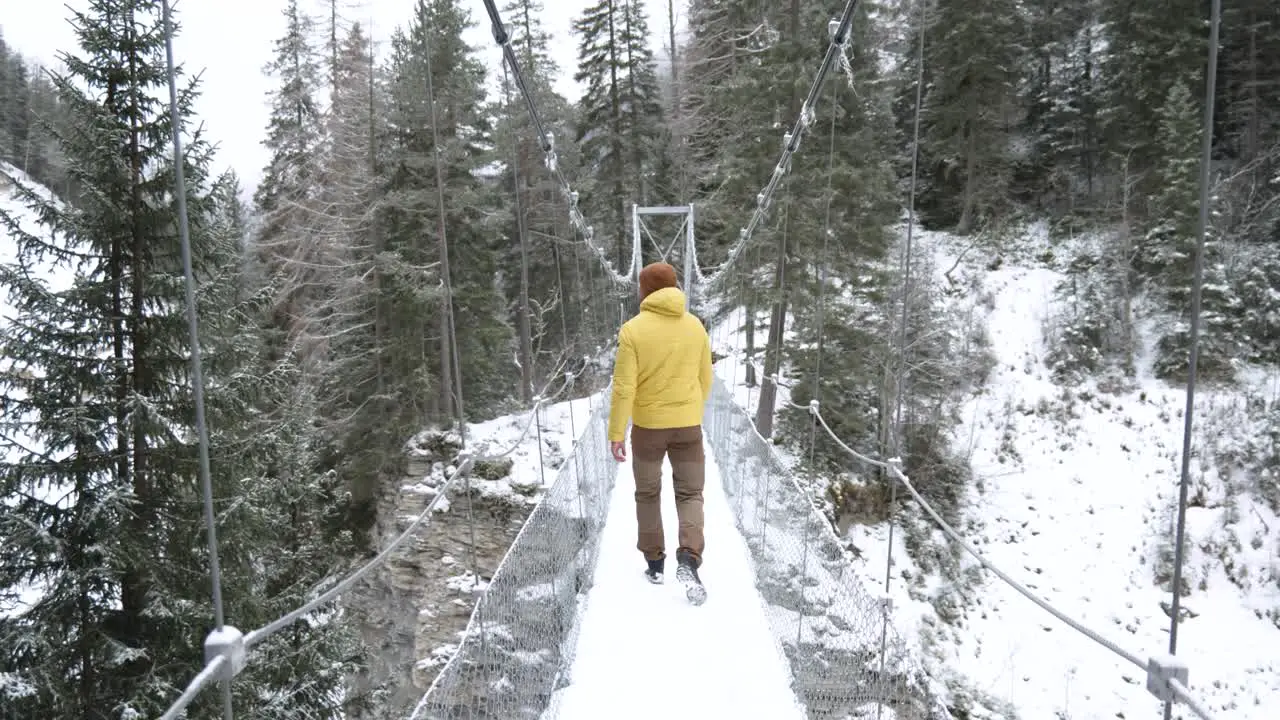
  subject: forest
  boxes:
[1,0,1278,716]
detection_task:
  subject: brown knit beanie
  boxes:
[638,262,678,299]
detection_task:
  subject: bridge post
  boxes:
[1145,654,1189,704]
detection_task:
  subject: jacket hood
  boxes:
[640,286,687,317]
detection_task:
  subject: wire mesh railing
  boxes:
[408,391,617,719]
[703,378,947,719]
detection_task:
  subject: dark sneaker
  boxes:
[644,557,664,584]
[675,549,706,605]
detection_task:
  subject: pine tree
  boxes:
[572,0,668,270]
[763,0,898,450]
[1217,1,1280,166]
[313,21,404,517]
[384,0,514,422]
[1100,0,1205,203]
[253,0,329,366]
[1022,0,1104,212]
[494,0,585,403]
[914,0,1026,233]
[1147,82,1240,382]
[0,3,362,716]
[680,0,785,384]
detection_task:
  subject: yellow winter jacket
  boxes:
[607,287,713,442]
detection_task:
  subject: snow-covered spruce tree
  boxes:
[384,0,514,421]
[678,0,780,378]
[252,0,328,367]
[572,0,669,270]
[619,0,673,210]
[911,0,1026,233]
[765,0,897,493]
[1045,243,1131,382]
[737,0,898,440]
[1099,0,1206,207]
[0,2,358,717]
[493,0,586,403]
[307,21,418,523]
[1147,82,1240,382]
[311,22,382,432]
[1021,0,1105,213]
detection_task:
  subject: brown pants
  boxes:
[630,424,705,564]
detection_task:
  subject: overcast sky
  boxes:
[2,0,683,195]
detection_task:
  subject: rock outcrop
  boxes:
[344,431,534,718]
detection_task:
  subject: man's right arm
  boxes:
[607,327,637,442]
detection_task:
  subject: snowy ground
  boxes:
[696,221,1280,718]
[927,227,1280,719]
[544,441,807,720]
[405,393,601,510]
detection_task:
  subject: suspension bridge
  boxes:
[151,0,1226,717]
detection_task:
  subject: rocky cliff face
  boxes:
[344,431,534,718]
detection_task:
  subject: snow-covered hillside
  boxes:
[933,226,1280,719]
[705,220,1280,717]
[848,225,1280,718]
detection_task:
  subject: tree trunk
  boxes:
[512,75,535,404]
[625,1,641,203]
[1083,25,1096,202]
[1119,153,1134,369]
[426,37,455,424]
[369,32,385,397]
[754,235,788,438]
[667,0,687,199]
[608,0,627,270]
[957,119,978,235]
[330,0,339,96]
[753,0,801,438]
[1246,11,1259,163]
[124,11,152,696]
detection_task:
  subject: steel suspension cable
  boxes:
[159,1,234,717]
[703,0,862,294]
[236,370,578,653]
[806,395,1217,716]
[1165,0,1221,718]
[477,0,630,286]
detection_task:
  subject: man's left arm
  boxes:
[699,328,713,405]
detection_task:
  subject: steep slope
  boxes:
[705,219,1280,718]
[933,227,1280,718]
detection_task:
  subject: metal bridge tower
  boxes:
[631,203,698,311]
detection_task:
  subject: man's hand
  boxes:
[610,441,627,462]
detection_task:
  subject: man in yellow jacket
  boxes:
[608,262,712,603]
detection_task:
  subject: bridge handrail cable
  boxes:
[727,342,1215,718]
[763,361,1216,718]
